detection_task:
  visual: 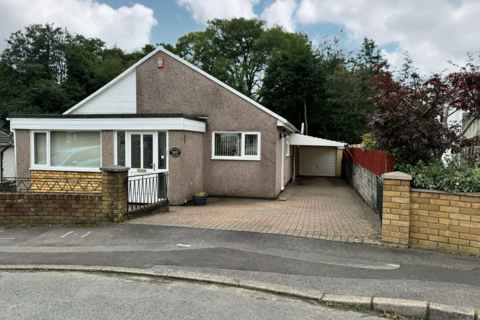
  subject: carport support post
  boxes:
[381,172,412,248]
[100,166,130,223]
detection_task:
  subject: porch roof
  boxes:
[289,133,345,148]
[8,113,206,133]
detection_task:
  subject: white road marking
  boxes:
[60,231,74,238]
[80,231,92,238]
[0,238,15,240]
[0,230,4,233]
[176,244,191,247]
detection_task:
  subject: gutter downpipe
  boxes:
[1,135,12,182]
[281,134,285,191]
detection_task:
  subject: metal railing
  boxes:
[127,172,168,217]
[0,177,102,193]
[376,175,384,225]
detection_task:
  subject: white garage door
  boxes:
[299,147,336,177]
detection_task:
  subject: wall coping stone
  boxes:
[411,187,480,198]
[100,165,130,172]
[381,171,412,181]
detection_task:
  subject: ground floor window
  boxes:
[31,131,101,169]
[212,132,260,160]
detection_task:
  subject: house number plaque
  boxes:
[170,148,181,157]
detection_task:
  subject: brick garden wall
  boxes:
[343,159,380,214]
[382,172,480,254]
[410,189,480,254]
[0,166,128,226]
[0,193,103,225]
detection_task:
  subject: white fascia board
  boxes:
[290,133,345,147]
[293,141,345,147]
[277,120,295,133]
[63,47,164,115]
[10,118,206,133]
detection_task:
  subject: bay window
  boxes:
[212,132,261,160]
[31,131,101,170]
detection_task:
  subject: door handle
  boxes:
[151,163,156,170]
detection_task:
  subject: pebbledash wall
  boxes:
[342,159,380,214]
[0,166,128,226]
[382,172,480,254]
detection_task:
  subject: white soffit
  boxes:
[290,133,345,147]
[10,118,206,133]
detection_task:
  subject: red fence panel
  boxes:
[343,148,394,177]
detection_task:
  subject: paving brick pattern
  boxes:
[130,177,381,243]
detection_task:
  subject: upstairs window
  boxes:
[212,132,260,160]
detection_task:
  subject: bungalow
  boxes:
[9,47,344,205]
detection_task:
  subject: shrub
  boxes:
[398,157,480,193]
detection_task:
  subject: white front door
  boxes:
[125,132,168,202]
[127,132,157,174]
[299,147,336,177]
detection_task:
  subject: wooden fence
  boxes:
[343,148,394,177]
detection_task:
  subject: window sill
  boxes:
[30,167,102,172]
[211,157,261,161]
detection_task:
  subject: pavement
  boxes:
[1,223,480,319]
[131,177,381,243]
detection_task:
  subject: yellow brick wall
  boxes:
[382,179,411,247]
[410,191,480,254]
[30,170,102,193]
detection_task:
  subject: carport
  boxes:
[290,133,345,178]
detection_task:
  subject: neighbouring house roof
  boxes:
[62,46,298,132]
[289,133,345,148]
[0,131,12,146]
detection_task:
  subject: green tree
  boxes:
[169,18,290,99]
[261,32,322,134]
[0,23,155,131]
[317,37,388,143]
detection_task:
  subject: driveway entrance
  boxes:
[129,177,381,243]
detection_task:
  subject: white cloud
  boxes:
[296,0,480,75]
[176,0,259,24]
[261,0,298,32]
[0,0,157,52]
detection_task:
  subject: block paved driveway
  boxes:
[130,177,381,243]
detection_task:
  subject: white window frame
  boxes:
[114,130,169,173]
[31,131,49,169]
[30,130,103,172]
[286,135,290,157]
[211,131,261,161]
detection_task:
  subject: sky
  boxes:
[0,0,479,75]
